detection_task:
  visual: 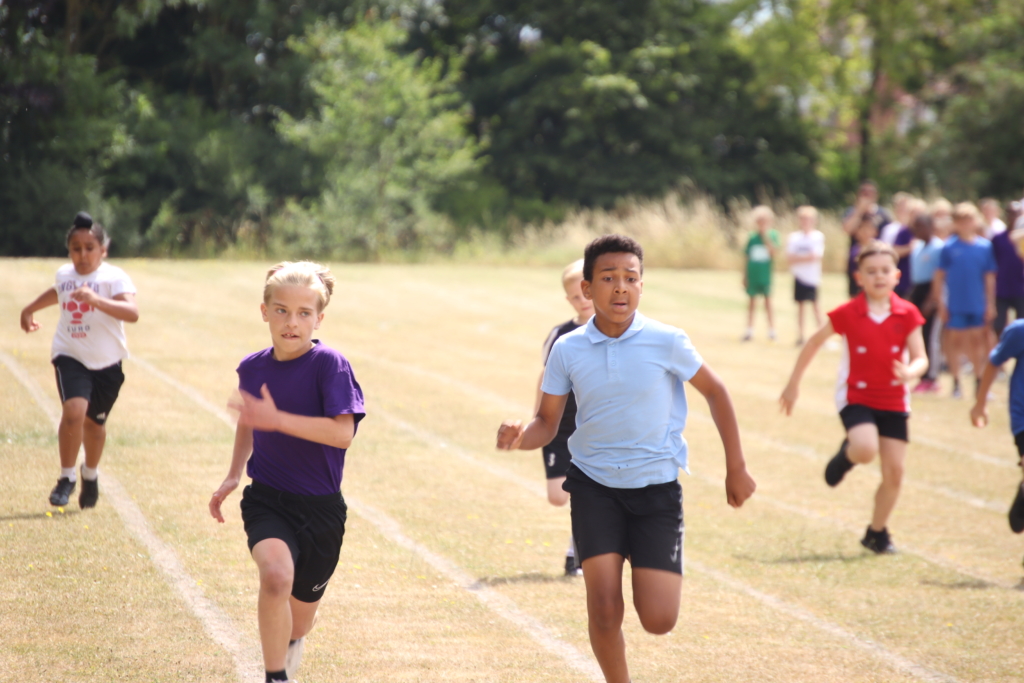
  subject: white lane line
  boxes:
[348,497,604,682]
[128,356,600,681]
[915,435,1016,469]
[688,559,961,683]
[0,351,260,683]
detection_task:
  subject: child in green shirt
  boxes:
[743,205,780,341]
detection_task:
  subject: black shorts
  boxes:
[241,481,347,603]
[542,438,573,479]
[1013,431,1024,458]
[794,279,818,302]
[839,404,909,442]
[994,297,1024,337]
[562,465,684,574]
[52,355,124,426]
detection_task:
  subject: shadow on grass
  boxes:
[0,510,81,522]
[919,578,995,591]
[733,552,870,566]
[472,572,575,587]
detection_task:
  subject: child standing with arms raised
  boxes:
[781,241,927,553]
[742,205,780,341]
[498,235,756,683]
[536,259,594,576]
[19,212,139,509]
[209,262,364,683]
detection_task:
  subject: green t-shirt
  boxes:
[745,230,780,287]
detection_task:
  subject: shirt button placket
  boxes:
[609,341,619,381]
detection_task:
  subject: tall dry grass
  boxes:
[449,191,850,273]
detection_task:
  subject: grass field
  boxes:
[2,258,1023,683]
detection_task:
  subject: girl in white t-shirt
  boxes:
[20,212,139,509]
[785,205,826,345]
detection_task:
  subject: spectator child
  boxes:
[742,205,780,341]
[909,215,944,393]
[891,198,926,299]
[990,220,1024,338]
[933,203,997,399]
[848,215,879,298]
[786,205,825,345]
[981,198,1007,239]
[19,212,140,509]
[880,192,914,245]
[781,241,927,554]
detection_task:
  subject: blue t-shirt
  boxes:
[990,320,1024,435]
[938,236,996,314]
[237,341,365,495]
[910,236,944,285]
[541,311,704,489]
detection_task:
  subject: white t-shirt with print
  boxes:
[786,230,825,286]
[51,262,136,370]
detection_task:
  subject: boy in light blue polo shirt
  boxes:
[496,234,756,683]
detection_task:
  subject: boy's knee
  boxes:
[587,596,624,631]
[60,401,87,426]
[259,564,294,598]
[638,610,677,635]
[847,442,876,465]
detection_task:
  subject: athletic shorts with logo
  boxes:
[52,354,124,425]
[840,404,909,442]
[241,480,347,602]
[542,436,573,480]
[562,464,684,574]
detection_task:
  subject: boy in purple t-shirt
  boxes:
[990,228,1024,338]
[209,261,364,683]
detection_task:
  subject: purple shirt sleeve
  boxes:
[320,354,366,425]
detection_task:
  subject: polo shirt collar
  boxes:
[584,310,647,344]
[852,291,906,317]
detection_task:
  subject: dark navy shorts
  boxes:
[840,404,909,442]
[241,481,347,603]
[562,465,684,574]
[52,355,124,425]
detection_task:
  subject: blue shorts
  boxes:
[947,312,985,330]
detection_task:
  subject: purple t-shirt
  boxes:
[894,226,914,295]
[991,230,1024,299]
[237,341,365,496]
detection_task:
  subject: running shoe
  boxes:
[79,469,99,509]
[824,440,854,487]
[860,527,896,554]
[564,555,582,577]
[912,379,934,394]
[49,477,76,506]
[285,637,305,679]
[741,332,753,342]
[1009,482,1024,534]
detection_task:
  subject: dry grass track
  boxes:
[2,258,1022,682]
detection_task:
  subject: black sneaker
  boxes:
[1009,482,1024,534]
[79,472,99,509]
[564,555,582,577]
[824,440,855,487]
[49,477,76,506]
[860,526,896,554]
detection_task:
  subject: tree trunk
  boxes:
[66,0,82,53]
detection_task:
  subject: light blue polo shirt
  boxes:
[541,311,704,489]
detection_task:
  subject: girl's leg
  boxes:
[946,330,963,387]
[82,417,106,469]
[796,301,805,342]
[871,437,907,531]
[846,422,880,466]
[289,596,321,640]
[252,539,296,673]
[58,398,89,469]
[746,296,756,329]
[547,476,569,507]
[631,567,682,635]
[581,553,629,683]
[764,295,775,332]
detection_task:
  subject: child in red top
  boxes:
[780,241,927,553]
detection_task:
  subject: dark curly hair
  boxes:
[583,234,644,282]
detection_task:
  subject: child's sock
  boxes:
[768,328,777,340]
[81,465,98,481]
[61,467,77,482]
[266,670,288,682]
[565,535,575,558]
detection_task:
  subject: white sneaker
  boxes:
[285,637,305,679]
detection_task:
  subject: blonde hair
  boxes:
[953,202,981,222]
[750,205,775,224]
[907,198,928,216]
[561,259,584,286]
[892,191,914,207]
[263,261,336,312]
[796,205,818,220]
[930,198,953,216]
[857,240,899,267]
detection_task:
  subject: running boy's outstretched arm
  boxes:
[230,384,355,449]
[689,364,756,508]
[209,422,254,522]
[780,320,835,414]
[497,392,569,451]
[20,287,58,332]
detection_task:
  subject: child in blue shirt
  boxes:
[496,235,756,683]
[909,214,944,393]
[932,203,996,398]
[970,318,1024,538]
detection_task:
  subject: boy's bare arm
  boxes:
[984,271,997,322]
[970,361,1000,427]
[533,371,544,415]
[230,385,356,449]
[20,287,58,332]
[209,423,254,522]
[932,270,948,322]
[497,392,568,452]
[894,327,928,383]
[779,320,834,414]
[688,364,755,508]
